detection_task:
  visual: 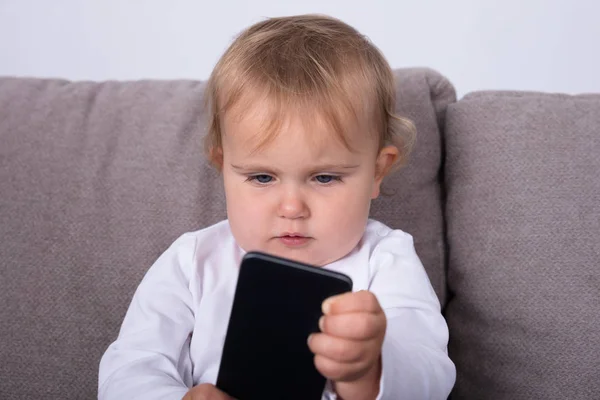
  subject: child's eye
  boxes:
[247,174,273,184]
[314,175,341,184]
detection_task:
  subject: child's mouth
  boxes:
[278,234,311,247]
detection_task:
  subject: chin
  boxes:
[241,240,350,267]
[280,250,346,268]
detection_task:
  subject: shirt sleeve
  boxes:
[371,230,456,399]
[98,233,197,400]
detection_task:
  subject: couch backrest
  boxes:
[0,68,455,399]
[444,91,600,399]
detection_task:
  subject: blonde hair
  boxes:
[204,14,415,168]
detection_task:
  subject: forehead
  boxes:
[221,95,376,157]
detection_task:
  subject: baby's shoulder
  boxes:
[359,219,425,277]
[152,219,239,284]
[363,219,416,256]
[185,219,233,241]
[330,220,425,296]
[174,219,236,260]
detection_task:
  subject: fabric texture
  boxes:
[443,91,600,399]
[0,68,454,399]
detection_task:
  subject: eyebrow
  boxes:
[230,163,360,172]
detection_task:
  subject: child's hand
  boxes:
[182,383,233,400]
[308,290,386,399]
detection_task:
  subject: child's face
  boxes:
[219,106,397,267]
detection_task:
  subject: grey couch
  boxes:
[1,68,598,400]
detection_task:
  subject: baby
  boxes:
[99,14,455,400]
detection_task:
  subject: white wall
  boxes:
[1,0,599,97]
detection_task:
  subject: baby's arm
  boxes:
[98,233,197,400]
[370,231,456,399]
[309,230,454,399]
[377,312,454,398]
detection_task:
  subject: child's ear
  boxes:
[209,146,224,170]
[371,145,399,199]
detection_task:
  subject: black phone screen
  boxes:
[216,251,353,400]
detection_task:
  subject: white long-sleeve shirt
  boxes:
[98,219,455,399]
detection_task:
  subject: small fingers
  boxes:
[323,290,382,315]
[313,354,367,382]
[308,332,366,363]
[320,312,385,340]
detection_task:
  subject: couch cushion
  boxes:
[372,68,456,305]
[0,78,223,399]
[0,68,454,399]
[444,91,600,399]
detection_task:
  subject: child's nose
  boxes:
[278,188,309,219]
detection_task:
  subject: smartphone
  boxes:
[216,251,353,400]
